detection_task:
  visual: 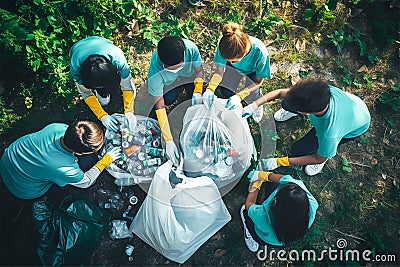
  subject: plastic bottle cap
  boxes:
[129,196,138,205]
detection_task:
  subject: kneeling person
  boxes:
[0,121,121,199]
[240,171,318,251]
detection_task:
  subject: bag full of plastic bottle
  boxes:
[99,114,167,186]
[179,98,256,196]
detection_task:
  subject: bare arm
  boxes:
[246,76,264,93]
[194,65,204,79]
[253,88,290,106]
[289,153,328,165]
[154,96,165,110]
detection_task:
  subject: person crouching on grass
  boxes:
[0,120,121,200]
[241,78,371,176]
[240,170,319,252]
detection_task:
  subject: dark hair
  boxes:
[63,120,104,153]
[218,22,250,60]
[80,55,120,93]
[270,183,310,246]
[284,79,331,113]
[157,35,185,66]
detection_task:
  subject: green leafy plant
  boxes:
[342,157,353,173]
[167,14,195,39]
[247,8,289,39]
[304,0,338,24]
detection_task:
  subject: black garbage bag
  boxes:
[32,194,110,266]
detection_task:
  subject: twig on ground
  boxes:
[348,161,372,168]
[335,229,367,242]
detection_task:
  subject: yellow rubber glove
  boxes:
[193,78,204,94]
[236,88,251,100]
[122,90,135,114]
[84,95,108,120]
[277,156,290,167]
[206,73,222,92]
[156,108,173,141]
[95,147,121,172]
[248,170,272,190]
[156,108,179,166]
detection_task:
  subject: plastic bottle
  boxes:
[125,144,141,156]
[142,167,157,176]
[114,177,136,186]
[143,158,161,167]
[145,146,164,157]
[125,244,134,261]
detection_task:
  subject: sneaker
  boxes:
[274,108,298,122]
[252,104,264,123]
[187,0,206,6]
[94,90,111,106]
[304,160,327,176]
[240,205,259,252]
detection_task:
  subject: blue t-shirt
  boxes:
[0,123,84,199]
[147,38,202,97]
[214,36,271,78]
[70,36,131,84]
[248,175,318,246]
[309,86,371,158]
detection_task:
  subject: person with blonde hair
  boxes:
[203,22,271,122]
[0,120,121,199]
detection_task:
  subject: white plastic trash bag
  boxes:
[180,98,255,196]
[130,161,231,264]
[100,114,166,185]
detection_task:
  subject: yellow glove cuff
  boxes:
[252,180,263,190]
[95,153,114,172]
[206,74,222,92]
[122,90,135,113]
[236,88,251,101]
[84,95,108,120]
[258,171,272,182]
[277,156,290,167]
[193,78,204,94]
[156,108,173,141]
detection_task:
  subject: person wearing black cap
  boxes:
[241,78,371,176]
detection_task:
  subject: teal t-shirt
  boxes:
[69,36,131,84]
[248,175,318,246]
[309,86,371,158]
[147,38,203,97]
[0,123,84,199]
[214,36,271,78]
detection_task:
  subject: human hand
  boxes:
[203,89,215,109]
[124,112,137,132]
[258,157,290,171]
[105,147,122,161]
[242,102,258,118]
[101,115,119,132]
[225,95,241,110]
[165,140,180,166]
[192,93,203,106]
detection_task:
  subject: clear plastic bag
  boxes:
[110,220,133,239]
[130,161,231,264]
[179,98,256,196]
[100,114,166,185]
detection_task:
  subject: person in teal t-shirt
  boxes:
[239,170,318,252]
[147,35,204,166]
[70,36,137,133]
[202,22,271,123]
[241,79,371,176]
[0,121,121,199]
